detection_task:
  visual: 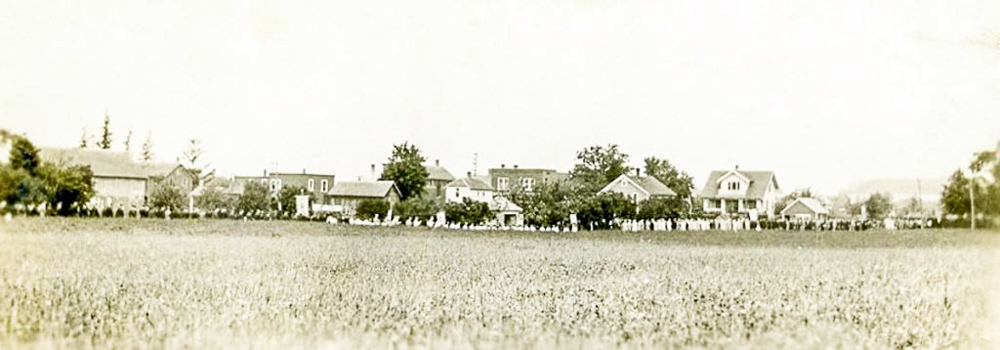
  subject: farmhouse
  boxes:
[488,165,569,193]
[234,170,335,201]
[780,197,830,220]
[445,174,495,203]
[445,174,524,226]
[700,166,781,217]
[425,160,455,197]
[328,180,401,217]
[598,171,676,203]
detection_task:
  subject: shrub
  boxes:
[443,198,493,225]
[356,199,390,221]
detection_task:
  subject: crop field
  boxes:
[1,218,999,348]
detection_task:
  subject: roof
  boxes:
[781,197,830,215]
[39,147,182,180]
[329,180,400,198]
[445,177,494,191]
[490,197,523,213]
[426,165,455,182]
[599,174,677,197]
[700,170,778,199]
[629,175,677,196]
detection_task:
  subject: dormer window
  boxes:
[727,182,741,191]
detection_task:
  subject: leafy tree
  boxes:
[395,195,442,221]
[0,167,46,206]
[195,186,233,213]
[443,198,493,225]
[356,199,391,220]
[570,144,632,193]
[643,157,695,199]
[149,184,185,211]
[0,130,94,214]
[141,132,154,162]
[509,181,572,227]
[864,192,893,220]
[572,192,636,229]
[8,135,40,175]
[379,142,429,200]
[637,196,686,220]
[236,181,271,215]
[275,185,305,215]
[942,140,1000,216]
[98,112,113,149]
[39,163,94,215]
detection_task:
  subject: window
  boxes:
[260,179,267,186]
[270,179,278,191]
[320,180,329,192]
[497,177,509,191]
[620,179,628,187]
[714,199,722,208]
[521,177,534,191]
[727,182,741,191]
[748,200,757,209]
[308,179,315,191]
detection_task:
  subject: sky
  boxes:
[2,0,999,194]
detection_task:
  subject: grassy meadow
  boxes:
[1,218,998,348]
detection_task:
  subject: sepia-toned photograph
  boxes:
[1,0,999,348]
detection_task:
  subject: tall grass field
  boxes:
[1,218,998,348]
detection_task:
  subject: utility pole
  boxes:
[473,153,478,176]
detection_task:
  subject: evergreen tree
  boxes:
[98,112,113,149]
[140,132,154,162]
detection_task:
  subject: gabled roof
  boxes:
[426,165,455,182]
[630,175,677,196]
[700,170,778,199]
[780,197,830,215]
[329,180,400,198]
[39,147,182,180]
[490,197,523,213]
[445,177,494,191]
[599,174,677,197]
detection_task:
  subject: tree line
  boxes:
[0,130,95,215]
[349,142,696,228]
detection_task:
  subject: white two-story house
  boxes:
[700,166,781,218]
[444,173,524,226]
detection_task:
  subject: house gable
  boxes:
[599,174,649,197]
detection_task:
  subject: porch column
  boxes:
[720,199,726,214]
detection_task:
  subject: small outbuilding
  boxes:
[780,197,830,220]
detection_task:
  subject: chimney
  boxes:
[735,165,740,171]
[302,168,306,174]
[435,159,440,167]
[513,164,518,169]
[635,168,640,177]
[501,164,505,168]
[263,169,267,177]
[466,171,472,178]
[371,164,376,178]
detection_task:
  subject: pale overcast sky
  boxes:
[2,0,998,194]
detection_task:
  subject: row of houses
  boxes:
[29,147,836,222]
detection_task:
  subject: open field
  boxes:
[1,219,999,348]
